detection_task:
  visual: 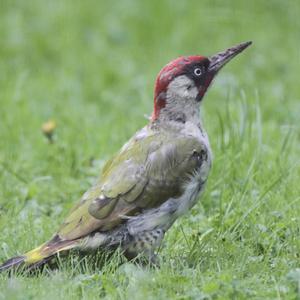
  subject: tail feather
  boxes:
[0,237,80,273]
[0,255,26,272]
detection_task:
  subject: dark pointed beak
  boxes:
[208,41,252,73]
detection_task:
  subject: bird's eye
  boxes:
[194,68,202,76]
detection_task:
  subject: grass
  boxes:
[0,0,299,299]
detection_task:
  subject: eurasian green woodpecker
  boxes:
[0,41,252,271]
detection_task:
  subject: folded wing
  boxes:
[58,126,204,240]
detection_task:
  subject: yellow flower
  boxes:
[41,120,56,142]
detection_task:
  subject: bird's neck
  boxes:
[152,95,201,127]
[150,109,205,138]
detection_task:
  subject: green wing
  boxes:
[58,126,204,240]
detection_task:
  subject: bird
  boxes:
[0,41,252,272]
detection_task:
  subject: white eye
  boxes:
[194,68,202,76]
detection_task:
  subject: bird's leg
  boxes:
[124,248,160,267]
[146,250,160,267]
[123,228,164,266]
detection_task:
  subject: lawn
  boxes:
[0,0,299,299]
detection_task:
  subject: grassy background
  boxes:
[0,0,299,299]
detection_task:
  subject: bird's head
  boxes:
[151,41,252,122]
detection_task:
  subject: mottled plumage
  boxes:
[0,41,251,272]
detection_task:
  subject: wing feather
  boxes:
[57,126,204,240]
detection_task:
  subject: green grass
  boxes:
[0,0,300,299]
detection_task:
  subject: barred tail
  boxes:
[0,236,80,272]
